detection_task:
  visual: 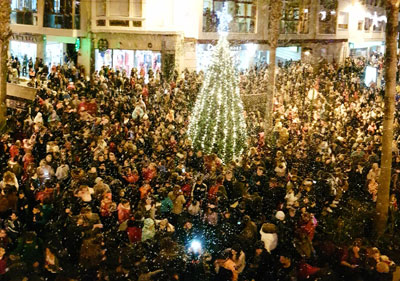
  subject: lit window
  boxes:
[54,0,60,13]
[203,0,257,33]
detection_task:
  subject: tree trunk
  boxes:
[0,0,11,132]
[375,0,399,237]
[264,0,283,137]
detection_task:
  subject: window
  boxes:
[97,20,106,26]
[10,0,37,25]
[358,20,363,30]
[110,0,129,17]
[132,0,142,17]
[109,20,129,26]
[365,0,384,7]
[372,20,384,32]
[364,17,372,31]
[318,0,337,34]
[96,0,106,16]
[372,14,385,32]
[44,0,80,29]
[54,0,60,13]
[94,0,143,27]
[280,0,310,34]
[203,0,257,33]
[11,0,37,11]
[337,11,348,29]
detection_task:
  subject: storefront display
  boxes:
[276,46,302,63]
[135,50,161,76]
[349,41,385,58]
[9,40,37,65]
[113,50,134,76]
[95,49,113,71]
[95,49,161,78]
[45,42,64,67]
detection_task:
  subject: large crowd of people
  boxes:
[0,53,399,281]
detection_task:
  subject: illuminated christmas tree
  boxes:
[187,5,247,164]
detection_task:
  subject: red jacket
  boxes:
[123,173,139,184]
[127,227,142,243]
[86,102,98,116]
[117,205,131,224]
[300,216,318,241]
[77,102,89,114]
[298,261,320,280]
[35,188,54,203]
[208,184,221,201]
[0,256,7,275]
[142,167,156,182]
[9,145,20,160]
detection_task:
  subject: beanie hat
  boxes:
[275,211,285,221]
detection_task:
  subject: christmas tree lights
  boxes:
[187,4,247,164]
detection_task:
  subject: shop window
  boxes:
[202,0,257,33]
[95,49,161,78]
[10,0,37,25]
[337,11,348,29]
[45,42,64,67]
[110,0,129,17]
[318,0,337,34]
[44,0,80,29]
[10,41,37,68]
[280,0,310,34]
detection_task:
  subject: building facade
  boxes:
[10,0,90,72]
[277,0,386,64]
[9,0,387,75]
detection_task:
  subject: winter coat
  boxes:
[117,204,131,223]
[160,197,173,214]
[127,226,142,243]
[80,237,103,269]
[0,256,6,275]
[141,218,155,241]
[169,192,186,215]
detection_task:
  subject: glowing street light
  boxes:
[189,240,202,253]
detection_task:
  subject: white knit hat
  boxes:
[275,211,285,221]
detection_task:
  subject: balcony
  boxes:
[43,13,80,29]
